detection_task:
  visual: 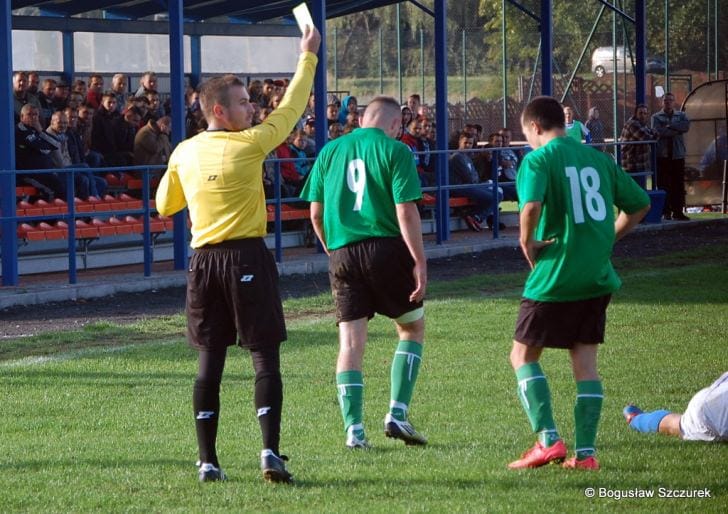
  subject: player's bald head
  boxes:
[361,96,401,137]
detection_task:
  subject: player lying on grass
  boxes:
[624,372,728,441]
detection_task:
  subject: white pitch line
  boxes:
[0,341,176,370]
[0,315,337,370]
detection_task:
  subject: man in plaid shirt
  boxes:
[619,104,657,186]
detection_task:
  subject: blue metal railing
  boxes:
[1,140,659,285]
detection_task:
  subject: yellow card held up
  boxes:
[293,3,314,34]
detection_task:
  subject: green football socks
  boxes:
[389,341,422,421]
[336,370,364,434]
[389,340,423,421]
[574,380,603,460]
[515,362,561,447]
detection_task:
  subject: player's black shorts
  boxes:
[329,237,423,323]
[186,238,286,350]
[514,294,612,349]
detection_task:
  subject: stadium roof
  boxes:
[11,1,403,23]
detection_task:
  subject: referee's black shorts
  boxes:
[186,238,286,351]
[514,294,612,349]
[329,237,423,323]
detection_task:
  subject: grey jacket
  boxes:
[651,109,690,160]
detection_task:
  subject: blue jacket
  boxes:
[651,109,690,160]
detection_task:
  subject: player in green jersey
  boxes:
[300,96,428,449]
[508,96,650,470]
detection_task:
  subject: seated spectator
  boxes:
[288,129,313,180]
[698,128,728,179]
[109,106,143,166]
[111,73,128,113]
[76,105,95,161]
[134,115,172,167]
[302,92,315,121]
[186,97,205,137]
[326,102,339,127]
[483,131,517,201]
[449,131,503,232]
[344,111,359,129]
[478,132,503,182]
[301,116,316,157]
[144,89,164,121]
[86,74,104,109]
[328,122,343,140]
[66,91,85,111]
[400,106,414,135]
[51,80,71,111]
[259,108,272,123]
[37,78,57,126]
[275,136,304,194]
[269,93,284,111]
[399,118,430,182]
[273,79,287,97]
[12,71,42,124]
[134,71,157,97]
[27,71,40,97]
[497,127,519,201]
[420,117,436,184]
[263,150,297,199]
[338,95,358,125]
[46,111,105,199]
[247,80,263,106]
[65,106,103,169]
[90,92,120,159]
[72,79,87,98]
[260,78,275,107]
[130,96,150,123]
[407,94,421,118]
[15,104,66,200]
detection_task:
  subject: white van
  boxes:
[591,46,666,77]
[591,46,632,77]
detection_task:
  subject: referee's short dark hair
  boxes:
[521,96,565,131]
[199,74,244,123]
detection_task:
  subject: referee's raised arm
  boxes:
[252,26,321,156]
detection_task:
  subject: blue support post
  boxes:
[190,35,202,89]
[635,0,646,104]
[169,0,188,270]
[491,150,500,239]
[540,0,552,96]
[0,0,17,286]
[312,0,328,153]
[62,31,75,86]
[65,171,77,284]
[142,170,152,277]
[274,161,282,263]
[434,0,449,243]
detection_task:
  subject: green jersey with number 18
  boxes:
[301,127,422,251]
[517,136,649,302]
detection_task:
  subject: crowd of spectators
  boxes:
[13,70,175,201]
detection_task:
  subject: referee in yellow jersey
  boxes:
[156,26,321,484]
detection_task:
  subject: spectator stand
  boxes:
[6,165,168,279]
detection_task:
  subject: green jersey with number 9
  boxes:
[301,127,422,251]
[517,136,650,302]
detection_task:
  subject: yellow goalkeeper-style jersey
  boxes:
[155,51,318,248]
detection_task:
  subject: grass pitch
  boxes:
[1,245,727,513]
